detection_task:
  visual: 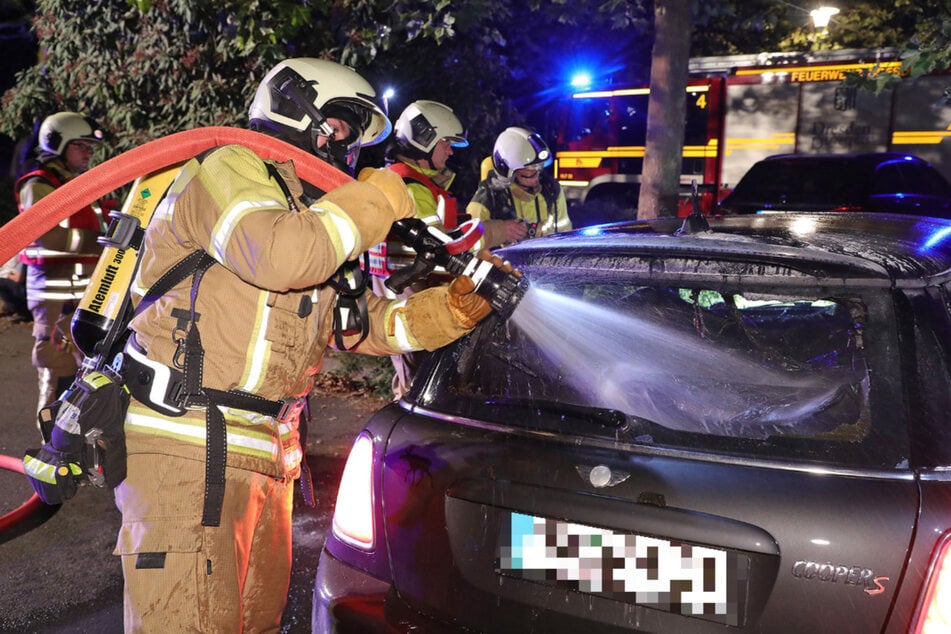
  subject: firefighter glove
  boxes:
[477,249,522,278]
[447,275,491,329]
[357,167,416,222]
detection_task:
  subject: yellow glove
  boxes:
[447,275,491,329]
[357,167,416,221]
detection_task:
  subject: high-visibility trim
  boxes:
[724,133,796,155]
[282,445,303,471]
[733,61,902,81]
[683,143,720,158]
[126,406,281,461]
[23,455,58,484]
[557,148,645,159]
[67,227,83,252]
[28,290,88,302]
[19,247,98,260]
[558,140,721,167]
[42,278,91,289]
[210,198,284,261]
[308,200,358,260]
[559,156,602,169]
[419,213,442,226]
[572,85,710,99]
[386,300,419,351]
[238,292,272,393]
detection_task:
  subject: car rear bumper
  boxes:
[315,548,462,634]
[313,549,394,634]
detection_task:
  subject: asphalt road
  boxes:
[0,316,384,633]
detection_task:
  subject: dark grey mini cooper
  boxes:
[314,212,951,633]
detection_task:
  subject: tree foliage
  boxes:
[0,0,650,200]
[839,3,951,95]
[3,1,338,150]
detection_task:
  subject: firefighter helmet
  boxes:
[491,127,553,179]
[393,100,468,156]
[38,112,103,158]
[248,58,392,172]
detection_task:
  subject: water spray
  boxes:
[384,218,528,319]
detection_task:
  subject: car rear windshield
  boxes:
[415,263,909,470]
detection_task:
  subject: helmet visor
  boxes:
[318,102,370,174]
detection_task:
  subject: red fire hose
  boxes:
[0,127,355,531]
[0,126,354,265]
[0,454,45,532]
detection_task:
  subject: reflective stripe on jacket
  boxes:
[125,401,304,478]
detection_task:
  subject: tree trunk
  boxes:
[637,0,693,219]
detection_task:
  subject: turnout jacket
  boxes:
[16,160,104,304]
[126,145,474,478]
[466,169,572,249]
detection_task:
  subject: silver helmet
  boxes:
[393,100,468,157]
[38,112,103,158]
[491,126,553,179]
[249,58,392,172]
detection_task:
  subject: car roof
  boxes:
[503,212,951,284]
[759,152,930,167]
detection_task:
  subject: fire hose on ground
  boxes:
[0,454,45,532]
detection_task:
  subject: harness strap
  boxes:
[328,254,370,351]
[138,250,213,314]
[174,252,313,525]
[296,400,316,507]
[175,254,231,526]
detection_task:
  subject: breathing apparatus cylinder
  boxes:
[71,167,181,358]
[385,218,528,319]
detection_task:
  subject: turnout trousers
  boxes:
[114,450,294,633]
[30,299,82,413]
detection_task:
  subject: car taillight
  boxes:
[331,433,375,550]
[914,533,951,634]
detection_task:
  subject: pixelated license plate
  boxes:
[497,512,750,626]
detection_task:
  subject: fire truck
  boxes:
[552,47,951,216]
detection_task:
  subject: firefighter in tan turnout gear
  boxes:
[15,112,106,413]
[113,58,508,632]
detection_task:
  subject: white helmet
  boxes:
[248,58,392,172]
[38,112,103,157]
[491,126,553,179]
[393,100,468,156]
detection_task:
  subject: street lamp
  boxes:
[810,6,839,30]
[810,5,839,51]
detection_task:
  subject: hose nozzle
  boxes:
[385,218,528,319]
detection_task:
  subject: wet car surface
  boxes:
[314,212,951,633]
[718,152,951,218]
